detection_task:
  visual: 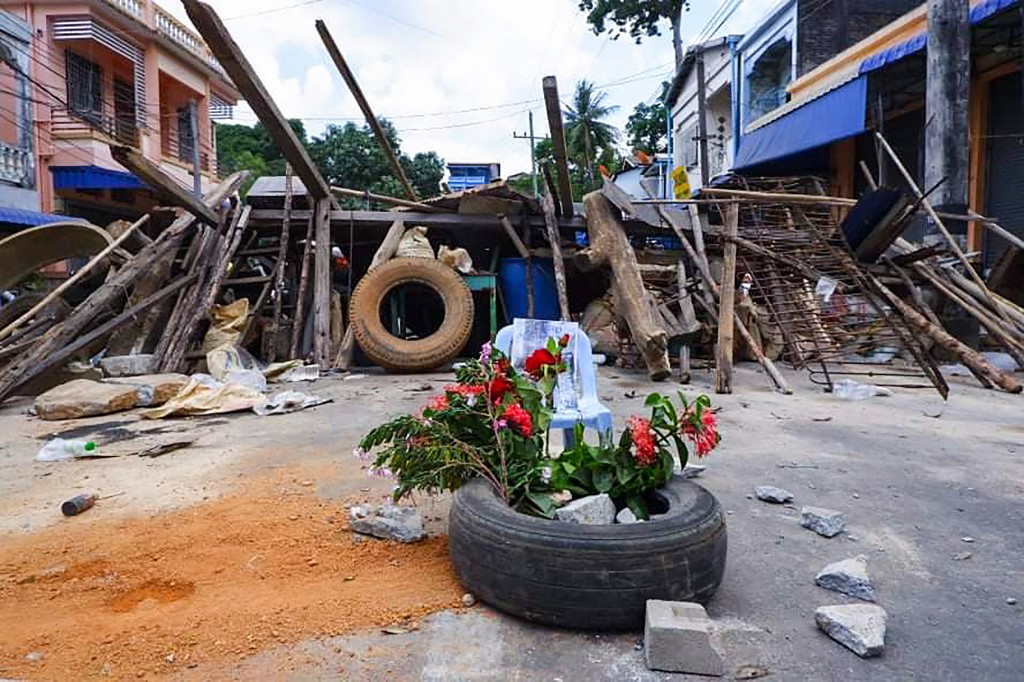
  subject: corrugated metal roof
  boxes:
[0,207,88,227]
[745,68,861,135]
[50,166,145,190]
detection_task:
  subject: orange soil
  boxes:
[0,474,463,680]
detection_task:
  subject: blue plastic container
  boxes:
[498,258,560,321]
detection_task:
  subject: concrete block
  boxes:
[34,380,139,421]
[644,600,723,676]
[99,354,156,377]
[554,493,615,525]
[104,373,189,406]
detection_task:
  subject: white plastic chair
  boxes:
[495,323,613,446]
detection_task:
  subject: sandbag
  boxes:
[395,226,435,259]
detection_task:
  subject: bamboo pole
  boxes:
[330,186,448,213]
[0,214,149,343]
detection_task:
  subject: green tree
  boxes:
[216,120,307,194]
[403,151,445,199]
[625,81,670,154]
[564,80,619,188]
[578,0,689,66]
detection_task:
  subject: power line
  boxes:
[225,0,323,21]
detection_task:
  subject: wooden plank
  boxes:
[316,19,418,201]
[182,0,330,200]
[540,192,570,321]
[331,186,448,213]
[715,204,738,394]
[289,213,316,359]
[248,209,589,230]
[312,197,333,366]
[542,76,575,218]
[110,146,219,224]
[498,214,529,258]
[267,165,294,362]
[600,176,638,219]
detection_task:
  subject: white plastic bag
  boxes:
[831,379,893,400]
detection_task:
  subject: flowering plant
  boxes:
[357,340,721,520]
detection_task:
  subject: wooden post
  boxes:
[316,20,419,202]
[312,197,332,366]
[334,219,406,369]
[542,76,575,217]
[289,213,316,359]
[540,192,570,321]
[267,164,294,362]
[715,204,738,394]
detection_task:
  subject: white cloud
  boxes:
[169,0,778,177]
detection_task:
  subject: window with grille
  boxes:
[65,50,103,123]
[176,106,194,163]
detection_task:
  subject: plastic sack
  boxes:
[831,379,894,400]
[395,226,434,259]
[200,299,249,353]
[438,245,473,274]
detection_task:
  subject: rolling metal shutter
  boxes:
[983,72,1024,270]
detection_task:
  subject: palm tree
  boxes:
[564,80,619,185]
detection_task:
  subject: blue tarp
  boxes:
[734,76,867,171]
[860,0,1018,74]
[51,165,145,190]
[0,206,85,227]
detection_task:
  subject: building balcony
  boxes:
[0,140,31,186]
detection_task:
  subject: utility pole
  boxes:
[924,0,970,241]
[188,99,201,197]
[512,111,548,197]
[695,49,711,188]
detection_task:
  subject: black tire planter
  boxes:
[448,476,727,631]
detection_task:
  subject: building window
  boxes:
[176,105,194,163]
[113,78,137,146]
[65,50,103,124]
[745,39,792,126]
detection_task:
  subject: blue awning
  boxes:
[860,0,1019,74]
[734,76,867,171]
[0,206,86,227]
[51,165,145,190]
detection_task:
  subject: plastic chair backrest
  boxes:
[493,322,599,404]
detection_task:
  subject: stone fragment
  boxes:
[814,604,887,657]
[801,506,846,538]
[1007,597,1017,606]
[815,555,876,602]
[755,485,794,504]
[555,493,615,525]
[960,536,974,543]
[348,504,425,543]
[99,354,156,377]
[461,593,476,607]
[681,465,706,479]
[104,373,189,407]
[616,507,640,524]
[644,600,723,676]
[34,379,139,421]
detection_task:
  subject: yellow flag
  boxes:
[673,166,692,200]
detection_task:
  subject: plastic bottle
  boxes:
[35,438,97,462]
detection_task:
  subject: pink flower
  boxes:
[447,384,485,406]
[502,404,533,437]
[683,409,720,459]
[627,415,657,467]
[479,341,492,364]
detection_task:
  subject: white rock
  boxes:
[815,604,887,657]
[616,507,640,524]
[755,485,794,504]
[680,465,706,479]
[815,555,876,602]
[555,494,616,525]
[801,506,847,537]
[349,504,425,543]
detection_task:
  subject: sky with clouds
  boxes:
[168,0,779,177]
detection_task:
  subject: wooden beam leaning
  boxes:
[183,0,330,200]
[316,19,418,202]
[289,213,316,359]
[542,76,575,218]
[715,204,739,394]
[540,192,571,321]
[330,186,447,213]
[312,197,333,366]
[110,146,218,224]
[267,164,294,362]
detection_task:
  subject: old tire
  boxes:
[449,476,727,630]
[350,258,474,372]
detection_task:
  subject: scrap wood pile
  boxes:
[0,169,328,421]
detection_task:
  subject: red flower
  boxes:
[487,374,514,402]
[524,348,558,378]
[683,409,720,458]
[426,394,449,412]
[502,403,533,437]
[495,357,511,374]
[447,384,485,404]
[558,333,571,348]
[627,415,657,467]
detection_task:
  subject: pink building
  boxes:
[0,0,238,226]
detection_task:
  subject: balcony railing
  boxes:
[51,106,140,147]
[101,0,227,77]
[0,141,30,185]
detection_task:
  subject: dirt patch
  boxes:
[0,471,463,680]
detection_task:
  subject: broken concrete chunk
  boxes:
[815,555,876,602]
[34,379,139,421]
[814,604,887,657]
[645,600,723,676]
[801,506,847,538]
[554,493,616,525]
[99,354,156,377]
[616,507,640,524]
[104,373,189,407]
[348,504,425,543]
[755,485,794,504]
[681,465,706,479]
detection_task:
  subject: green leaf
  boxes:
[626,493,649,520]
[644,392,662,407]
[526,491,557,518]
[593,469,614,493]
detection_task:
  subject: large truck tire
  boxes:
[350,258,474,372]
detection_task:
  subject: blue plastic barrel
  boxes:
[498,258,560,321]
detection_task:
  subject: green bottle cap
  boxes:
[84,441,96,452]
